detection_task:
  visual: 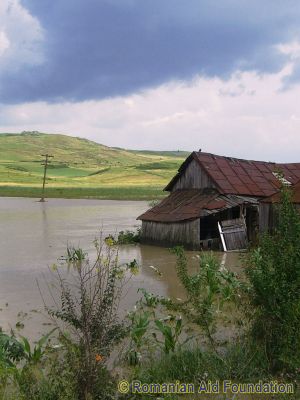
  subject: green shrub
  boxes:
[104,228,141,245]
[247,186,300,372]
[117,229,141,244]
[0,332,25,367]
[0,329,60,400]
[169,247,242,350]
[46,240,136,399]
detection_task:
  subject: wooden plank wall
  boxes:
[259,203,271,233]
[259,203,300,233]
[246,206,259,244]
[141,219,200,249]
[171,159,216,191]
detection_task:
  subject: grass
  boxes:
[137,344,268,384]
[0,185,167,200]
[132,344,299,400]
[0,131,187,200]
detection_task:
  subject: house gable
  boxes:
[165,157,216,192]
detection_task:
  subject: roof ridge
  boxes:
[196,151,300,166]
[194,151,278,165]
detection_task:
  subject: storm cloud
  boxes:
[1,0,300,103]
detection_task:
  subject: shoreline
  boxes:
[0,185,166,201]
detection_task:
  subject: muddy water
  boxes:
[0,197,243,340]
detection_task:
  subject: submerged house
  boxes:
[137,152,300,251]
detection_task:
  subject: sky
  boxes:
[1,0,300,161]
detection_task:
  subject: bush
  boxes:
[124,249,243,370]
[170,247,242,350]
[0,239,141,399]
[104,228,140,245]
[117,229,140,244]
[0,329,59,400]
[247,186,300,372]
[46,239,137,399]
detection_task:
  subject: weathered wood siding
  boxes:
[171,159,216,191]
[259,203,300,233]
[221,218,248,250]
[246,206,259,244]
[141,219,200,249]
[259,203,272,233]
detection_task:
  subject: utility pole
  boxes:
[40,154,53,202]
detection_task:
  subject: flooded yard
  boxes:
[0,197,243,340]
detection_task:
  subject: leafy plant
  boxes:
[153,318,183,354]
[0,329,56,369]
[0,329,60,400]
[169,247,242,350]
[46,239,136,399]
[127,311,151,365]
[126,259,140,275]
[64,246,87,263]
[0,332,25,367]
[104,228,141,246]
[137,288,161,308]
[117,228,141,244]
[247,186,300,372]
[20,328,57,364]
[126,287,187,366]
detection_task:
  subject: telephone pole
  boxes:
[40,154,53,202]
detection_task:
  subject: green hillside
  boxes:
[0,132,188,199]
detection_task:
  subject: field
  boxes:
[0,131,188,199]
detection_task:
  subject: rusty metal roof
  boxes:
[137,189,250,222]
[261,181,300,204]
[201,194,259,216]
[165,152,300,197]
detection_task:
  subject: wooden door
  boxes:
[218,218,248,251]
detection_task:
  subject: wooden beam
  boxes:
[218,221,227,252]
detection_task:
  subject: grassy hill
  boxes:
[0,132,189,199]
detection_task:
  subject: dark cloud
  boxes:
[2,0,300,103]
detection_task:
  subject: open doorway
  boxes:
[200,206,244,250]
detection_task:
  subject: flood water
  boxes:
[0,197,243,340]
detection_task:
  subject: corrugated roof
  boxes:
[261,181,300,204]
[201,194,259,216]
[137,189,249,222]
[165,152,300,197]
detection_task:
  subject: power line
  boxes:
[39,154,54,202]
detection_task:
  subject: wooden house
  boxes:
[137,152,300,251]
[259,181,300,233]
